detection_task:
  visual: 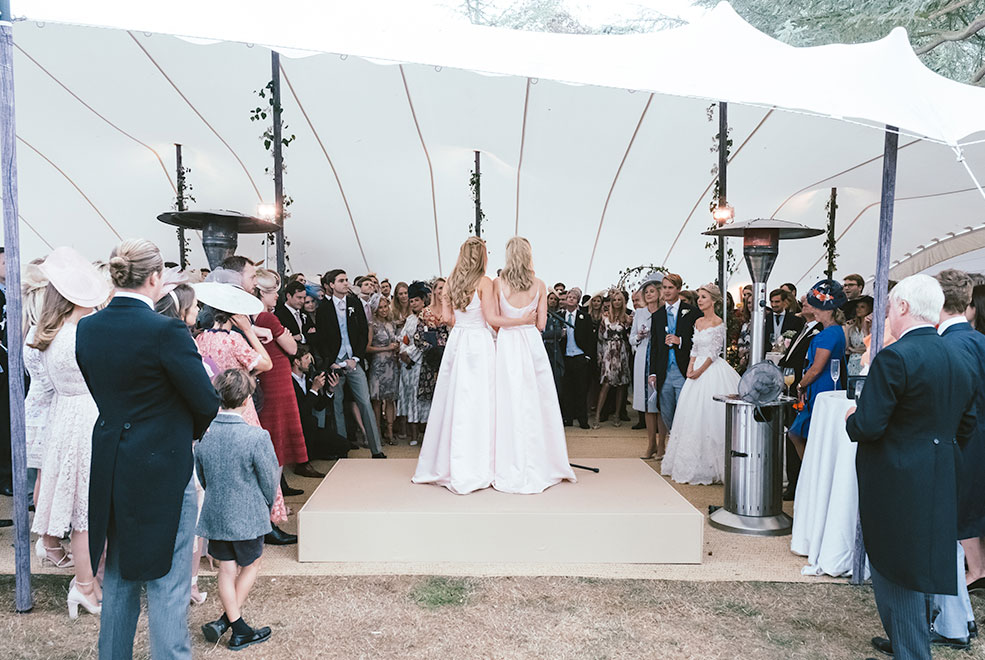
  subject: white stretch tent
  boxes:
[10,1,985,291]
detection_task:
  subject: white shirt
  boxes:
[666,300,680,320]
[898,323,935,340]
[287,303,306,343]
[115,291,154,309]
[333,295,356,363]
[291,370,307,394]
[564,308,583,357]
[773,311,785,337]
[938,316,968,335]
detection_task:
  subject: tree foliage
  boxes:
[695,0,985,84]
[459,0,683,35]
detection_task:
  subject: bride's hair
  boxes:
[500,237,534,293]
[446,237,487,311]
[698,283,723,316]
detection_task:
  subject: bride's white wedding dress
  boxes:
[661,322,739,485]
[493,288,576,494]
[412,291,497,494]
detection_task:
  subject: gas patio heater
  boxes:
[157,209,280,269]
[703,218,823,536]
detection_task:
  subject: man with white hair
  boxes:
[560,287,592,430]
[846,274,977,660]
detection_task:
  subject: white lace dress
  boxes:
[23,327,55,470]
[31,322,98,536]
[661,323,740,485]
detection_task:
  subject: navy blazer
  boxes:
[941,320,985,540]
[647,302,697,387]
[77,296,220,581]
[846,326,976,595]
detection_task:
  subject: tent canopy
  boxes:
[10,1,985,292]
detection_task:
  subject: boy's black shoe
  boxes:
[229,626,271,651]
[264,524,297,545]
[202,618,230,643]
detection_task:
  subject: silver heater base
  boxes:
[708,508,792,537]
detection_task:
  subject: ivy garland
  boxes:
[704,103,739,278]
[824,194,839,279]
[173,165,195,267]
[250,80,297,269]
[617,264,670,294]
[468,169,485,236]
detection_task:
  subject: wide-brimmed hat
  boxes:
[193,282,263,315]
[38,247,112,307]
[842,294,875,318]
[806,279,847,311]
[408,281,431,300]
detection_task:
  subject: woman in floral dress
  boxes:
[593,289,632,429]
[368,296,400,444]
[398,281,431,445]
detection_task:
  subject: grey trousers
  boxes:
[931,542,974,640]
[333,366,383,455]
[99,478,196,660]
[870,564,932,660]
[659,367,686,430]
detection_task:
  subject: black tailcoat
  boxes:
[315,293,369,363]
[647,302,697,389]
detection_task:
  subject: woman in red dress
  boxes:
[253,270,323,483]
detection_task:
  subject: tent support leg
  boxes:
[0,0,33,613]
[851,125,898,586]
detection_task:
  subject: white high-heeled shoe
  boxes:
[35,537,74,568]
[67,580,101,619]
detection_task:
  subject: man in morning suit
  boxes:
[290,345,349,461]
[767,288,805,347]
[648,273,697,456]
[77,239,220,659]
[315,269,386,458]
[275,279,310,346]
[846,274,976,660]
[559,287,593,429]
[777,304,820,499]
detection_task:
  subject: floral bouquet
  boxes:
[772,329,798,354]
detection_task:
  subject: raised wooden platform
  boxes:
[298,458,703,564]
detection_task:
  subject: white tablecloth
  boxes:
[790,391,869,578]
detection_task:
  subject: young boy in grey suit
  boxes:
[196,369,279,651]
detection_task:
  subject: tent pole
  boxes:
[271,51,285,280]
[474,150,482,238]
[0,0,33,613]
[717,102,728,352]
[175,144,187,270]
[851,124,898,586]
[824,187,837,281]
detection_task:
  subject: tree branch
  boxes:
[971,60,985,83]
[929,0,976,21]
[915,13,985,54]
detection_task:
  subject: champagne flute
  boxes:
[783,368,795,393]
[830,359,841,389]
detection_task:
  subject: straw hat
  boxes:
[38,247,112,308]
[193,282,263,315]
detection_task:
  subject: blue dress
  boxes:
[789,324,846,439]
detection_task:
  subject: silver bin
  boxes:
[708,395,792,536]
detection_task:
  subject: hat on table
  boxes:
[193,282,263,315]
[38,247,112,308]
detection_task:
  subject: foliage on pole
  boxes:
[250,78,296,272]
[824,187,838,280]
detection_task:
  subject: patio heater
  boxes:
[157,209,280,269]
[703,218,823,536]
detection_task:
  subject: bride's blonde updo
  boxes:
[697,282,722,305]
[108,239,164,289]
[446,237,487,311]
[500,236,534,293]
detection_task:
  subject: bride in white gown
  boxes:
[661,283,740,485]
[412,237,535,494]
[493,237,576,494]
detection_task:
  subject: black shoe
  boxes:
[870,637,892,656]
[579,421,590,430]
[968,577,985,592]
[562,419,572,427]
[631,422,646,430]
[930,632,969,650]
[202,618,230,643]
[229,626,271,651]
[280,475,303,497]
[264,524,297,546]
[0,486,12,497]
[969,620,978,639]
[0,519,11,528]
[372,452,387,459]
[782,488,795,501]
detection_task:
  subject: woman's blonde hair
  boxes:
[109,239,163,289]
[28,283,75,352]
[698,283,723,315]
[500,236,534,294]
[254,268,280,294]
[588,293,604,322]
[22,258,48,336]
[446,237,487,311]
[374,295,392,322]
[392,281,410,320]
[608,288,631,325]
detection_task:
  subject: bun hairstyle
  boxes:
[108,239,164,289]
[254,268,280,294]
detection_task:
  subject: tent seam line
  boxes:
[399,64,441,274]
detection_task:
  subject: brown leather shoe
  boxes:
[294,462,326,479]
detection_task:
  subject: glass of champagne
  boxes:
[783,368,795,394]
[830,358,841,389]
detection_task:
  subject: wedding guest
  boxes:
[647,274,697,458]
[78,239,220,657]
[788,280,846,460]
[391,282,411,329]
[553,282,566,297]
[661,284,740,485]
[315,269,386,458]
[367,296,400,445]
[679,289,697,308]
[398,282,430,445]
[586,293,604,417]
[736,285,753,373]
[559,287,592,430]
[415,277,450,422]
[634,280,665,459]
[197,369,276,650]
[847,274,976,660]
[22,261,52,506]
[768,288,804,347]
[380,279,391,299]
[930,269,983,647]
[254,269,322,481]
[290,346,348,460]
[287,272,305,285]
[593,289,631,429]
[965,283,985,592]
[777,303,820,500]
[967,284,985,333]
[542,290,565,394]
[30,249,112,611]
[843,294,873,376]
[842,273,864,301]
[275,280,310,344]
[781,282,801,314]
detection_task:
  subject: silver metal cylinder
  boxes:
[749,281,767,366]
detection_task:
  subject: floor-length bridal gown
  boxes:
[661,323,740,485]
[493,289,576,494]
[412,292,497,494]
